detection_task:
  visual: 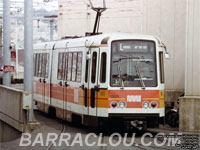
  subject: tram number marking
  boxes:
[127,95,141,102]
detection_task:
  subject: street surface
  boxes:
[1,110,186,150]
[1,84,199,150]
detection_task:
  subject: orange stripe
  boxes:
[34,80,164,109]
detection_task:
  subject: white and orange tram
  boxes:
[33,33,166,129]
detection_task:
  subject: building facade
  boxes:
[58,0,200,105]
[58,0,186,91]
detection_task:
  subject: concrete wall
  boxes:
[0,120,21,142]
[58,0,186,92]
[179,0,200,132]
[185,0,200,96]
[179,97,200,132]
[0,85,31,132]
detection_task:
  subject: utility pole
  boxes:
[3,0,11,86]
[15,20,19,78]
[24,0,35,122]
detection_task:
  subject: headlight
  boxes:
[110,101,118,108]
[151,101,157,108]
[142,101,149,108]
[119,101,126,108]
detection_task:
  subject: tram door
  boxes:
[84,48,100,116]
[63,52,70,121]
[56,51,68,119]
[35,52,51,113]
[43,52,52,113]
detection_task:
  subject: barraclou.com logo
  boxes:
[19,132,199,149]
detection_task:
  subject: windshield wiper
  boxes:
[135,61,146,90]
[117,60,124,89]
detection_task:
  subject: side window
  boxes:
[36,54,40,77]
[33,53,49,78]
[41,54,45,77]
[159,52,164,83]
[38,53,43,77]
[33,54,37,77]
[64,53,68,80]
[57,52,63,80]
[91,52,97,83]
[77,52,82,82]
[42,53,49,78]
[67,53,73,81]
[100,52,107,83]
[72,52,78,82]
[45,54,49,78]
[61,53,66,80]
[85,59,89,83]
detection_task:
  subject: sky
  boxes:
[0,0,58,16]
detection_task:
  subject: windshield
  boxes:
[111,40,157,87]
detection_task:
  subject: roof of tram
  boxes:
[34,33,158,50]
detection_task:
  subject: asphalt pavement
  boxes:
[1,110,196,150]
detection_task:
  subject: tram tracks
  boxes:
[44,121,173,150]
[45,123,65,150]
